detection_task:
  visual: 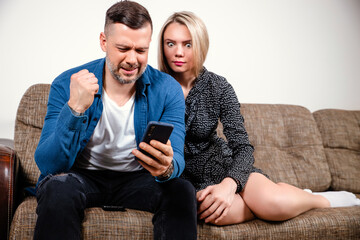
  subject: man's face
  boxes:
[100,23,152,84]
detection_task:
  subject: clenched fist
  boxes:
[68,69,99,113]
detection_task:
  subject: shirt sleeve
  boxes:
[155,78,186,182]
[34,81,89,175]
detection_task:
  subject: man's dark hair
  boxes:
[105,1,152,31]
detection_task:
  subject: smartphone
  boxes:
[141,121,174,144]
[140,121,174,158]
[102,205,126,212]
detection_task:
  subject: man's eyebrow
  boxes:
[115,44,130,48]
[115,44,149,50]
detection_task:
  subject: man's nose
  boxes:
[125,50,137,64]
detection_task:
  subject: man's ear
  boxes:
[100,32,107,52]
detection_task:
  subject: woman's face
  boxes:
[163,22,195,78]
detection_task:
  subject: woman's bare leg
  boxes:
[240,173,329,221]
[208,193,255,225]
[207,173,359,225]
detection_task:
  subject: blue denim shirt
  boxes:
[34,58,185,185]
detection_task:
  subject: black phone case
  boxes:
[139,122,174,159]
[141,121,174,144]
[102,205,126,212]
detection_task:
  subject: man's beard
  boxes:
[106,58,146,84]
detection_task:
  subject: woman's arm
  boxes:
[219,80,256,193]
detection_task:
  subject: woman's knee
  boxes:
[254,192,296,221]
[211,194,255,225]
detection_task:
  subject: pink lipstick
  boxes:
[173,61,185,66]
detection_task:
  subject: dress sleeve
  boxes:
[219,80,255,193]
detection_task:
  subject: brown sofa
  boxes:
[1,83,359,239]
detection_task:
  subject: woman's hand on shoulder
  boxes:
[197,177,237,224]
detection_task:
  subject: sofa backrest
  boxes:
[14,84,50,186]
[239,104,332,191]
[313,109,360,193]
[15,84,355,193]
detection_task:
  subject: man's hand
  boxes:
[197,178,237,224]
[68,69,99,113]
[132,140,173,177]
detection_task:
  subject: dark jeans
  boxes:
[34,168,197,240]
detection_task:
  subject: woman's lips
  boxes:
[173,61,185,66]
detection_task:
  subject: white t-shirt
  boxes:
[76,90,143,172]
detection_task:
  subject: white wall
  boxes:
[1,0,360,140]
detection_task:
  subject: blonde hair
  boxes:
[158,11,209,78]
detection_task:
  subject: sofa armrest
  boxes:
[0,143,19,240]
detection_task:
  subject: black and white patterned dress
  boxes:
[181,67,265,193]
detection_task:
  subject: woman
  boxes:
[158,11,360,226]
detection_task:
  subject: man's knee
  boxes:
[176,178,196,197]
[36,173,86,206]
[34,173,86,239]
[163,178,196,207]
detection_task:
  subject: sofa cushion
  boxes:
[10,197,360,240]
[313,109,360,193]
[10,197,154,240]
[239,104,331,191]
[14,84,50,186]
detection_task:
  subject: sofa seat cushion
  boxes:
[198,206,360,240]
[10,197,360,240]
[10,197,154,239]
[239,104,331,191]
[313,109,360,193]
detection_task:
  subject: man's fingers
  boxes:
[72,70,99,93]
[140,141,170,165]
[90,82,99,94]
[149,140,173,161]
[73,70,96,81]
[134,150,157,172]
[72,69,89,79]
[132,148,157,166]
[78,69,89,74]
[132,138,173,177]
[139,142,162,161]
[132,148,167,176]
[68,69,99,113]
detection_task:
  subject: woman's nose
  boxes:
[175,46,184,57]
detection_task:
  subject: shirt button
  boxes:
[94,118,98,121]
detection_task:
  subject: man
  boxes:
[33,1,197,239]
